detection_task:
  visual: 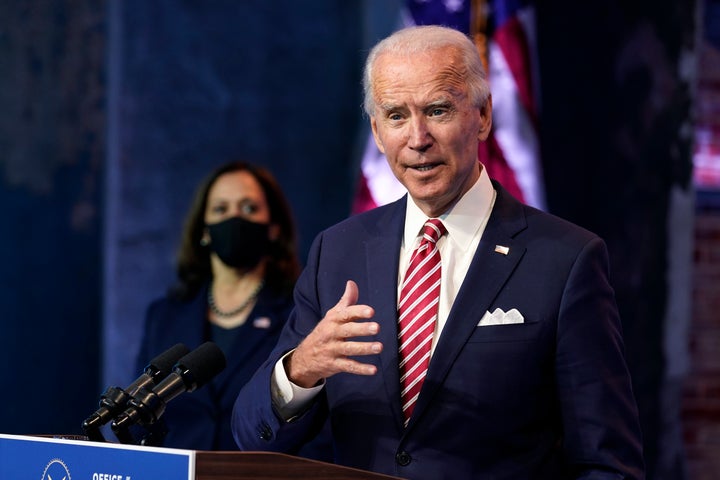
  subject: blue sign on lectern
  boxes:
[0,433,195,479]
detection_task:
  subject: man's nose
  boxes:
[407,118,432,151]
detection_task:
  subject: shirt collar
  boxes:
[403,164,495,250]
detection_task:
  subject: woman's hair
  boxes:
[172,161,300,299]
[362,25,491,116]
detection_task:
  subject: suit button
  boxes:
[258,424,273,441]
[396,451,411,466]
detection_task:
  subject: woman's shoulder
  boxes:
[145,284,207,319]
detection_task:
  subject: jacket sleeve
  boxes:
[231,233,330,453]
[556,237,645,479]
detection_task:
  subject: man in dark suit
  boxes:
[232,25,644,479]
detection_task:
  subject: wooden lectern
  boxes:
[195,451,404,480]
[0,434,405,480]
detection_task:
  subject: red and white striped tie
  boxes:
[398,218,446,425]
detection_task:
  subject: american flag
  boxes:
[353,0,545,213]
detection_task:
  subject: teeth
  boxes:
[416,165,433,171]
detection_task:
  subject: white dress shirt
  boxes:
[272,165,496,419]
[400,166,496,354]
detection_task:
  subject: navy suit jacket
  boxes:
[232,183,645,479]
[137,283,332,459]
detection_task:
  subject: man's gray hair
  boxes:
[362,25,491,116]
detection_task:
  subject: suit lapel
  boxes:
[408,183,529,430]
[167,288,208,349]
[363,198,407,428]
[169,286,282,409]
[212,291,289,410]
[220,292,274,371]
[163,287,218,410]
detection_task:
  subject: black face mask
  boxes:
[206,216,271,270]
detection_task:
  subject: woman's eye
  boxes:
[241,203,258,215]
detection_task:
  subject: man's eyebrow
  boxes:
[378,97,453,111]
[425,99,453,108]
[378,102,404,111]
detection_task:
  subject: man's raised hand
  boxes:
[286,280,382,388]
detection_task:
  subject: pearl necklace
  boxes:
[208,280,265,318]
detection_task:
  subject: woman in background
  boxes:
[136,161,331,459]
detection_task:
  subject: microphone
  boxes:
[82,343,190,441]
[111,341,226,443]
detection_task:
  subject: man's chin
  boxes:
[407,188,454,215]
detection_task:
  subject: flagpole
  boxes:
[470,0,489,73]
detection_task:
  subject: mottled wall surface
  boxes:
[0,1,105,434]
[103,1,368,389]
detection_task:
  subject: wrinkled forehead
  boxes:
[372,46,469,105]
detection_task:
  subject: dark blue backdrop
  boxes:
[0,2,697,479]
[0,0,402,437]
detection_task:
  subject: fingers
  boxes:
[289,336,382,387]
[334,357,379,376]
[339,318,379,339]
[329,280,375,324]
[340,339,383,357]
[339,280,359,308]
[287,280,382,386]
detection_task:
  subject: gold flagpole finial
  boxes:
[470,0,490,74]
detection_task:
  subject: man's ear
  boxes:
[370,117,386,154]
[477,95,493,141]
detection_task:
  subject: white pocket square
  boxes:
[478,308,524,326]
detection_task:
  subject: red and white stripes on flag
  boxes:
[487,1,545,208]
[352,0,545,213]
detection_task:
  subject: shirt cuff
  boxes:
[271,350,324,421]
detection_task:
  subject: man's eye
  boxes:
[389,113,403,121]
[429,108,446,116]
[212,205,227,214]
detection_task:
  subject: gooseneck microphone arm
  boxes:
[111,341,227,445]
[81,343,190,442]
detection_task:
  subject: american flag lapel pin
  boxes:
[253,317,272,329]
[494,245,510,255]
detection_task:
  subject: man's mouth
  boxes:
[410,163,440,172]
